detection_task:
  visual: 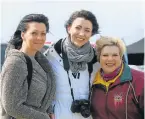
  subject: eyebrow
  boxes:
[77,25,91,29]
[102,53,119,55]
[32,30,46,33]
[85,28,91,30]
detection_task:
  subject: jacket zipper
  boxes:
[105,87,110,119]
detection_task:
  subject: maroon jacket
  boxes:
[91,64,144,119]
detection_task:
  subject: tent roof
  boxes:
[127,38,144,54]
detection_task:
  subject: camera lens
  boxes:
[71,100,80,113]
[81,108,90,118]
[71,99,91,118]
[80,103,91,118]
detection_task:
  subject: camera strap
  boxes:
[54,38,97,101]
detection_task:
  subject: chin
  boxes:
[104,70,115,74]
[73,42,85,47]
[74,43,82,48]
[33,47,41,51]
[79,44,86,48]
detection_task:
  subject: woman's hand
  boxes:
[49,113,55,119]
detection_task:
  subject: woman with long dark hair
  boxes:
[0,14,55,119]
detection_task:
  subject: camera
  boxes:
[71,99,91,118]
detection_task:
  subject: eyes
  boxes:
[31,31,46,36]
[75,26,91,33]
[102,54,119,57]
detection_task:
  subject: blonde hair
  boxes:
[95,36,126,61]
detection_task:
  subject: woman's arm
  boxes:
[133,70,144,114]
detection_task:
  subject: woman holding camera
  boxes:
[91,36,144,119]
[44,10,100,119]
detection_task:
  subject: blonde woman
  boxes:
[91,36,144,119]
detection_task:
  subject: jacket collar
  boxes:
[92,63,133,90]
[108,63,132,89]
[98,63,132,90]
[120,63,132,82]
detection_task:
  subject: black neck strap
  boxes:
[61,39,75,100]
[54,39,96,101]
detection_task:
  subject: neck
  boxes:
[68,36,82,48]
[20,47,37,56]
[101,64,122,81]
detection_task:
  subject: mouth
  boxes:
[34,42,43,44]
[76,37,85,41]
[106,63,115,67]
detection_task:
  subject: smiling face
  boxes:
[21,22,46,52]
[67,17,93,47]
[100,45,122,74]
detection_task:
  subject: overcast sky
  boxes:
[1,0,145,45]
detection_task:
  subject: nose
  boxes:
[79,30,85,36]
[37,34,42,40]
[108,56,113,60]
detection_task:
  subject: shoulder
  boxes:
[92,62,100,73]
[2,49,27,71]
[44,39,63,57]
[43,43,56,56]
[131,68,144,81]
[131,68,144,93]
[1,50,28,85]
[43,42,62,64]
